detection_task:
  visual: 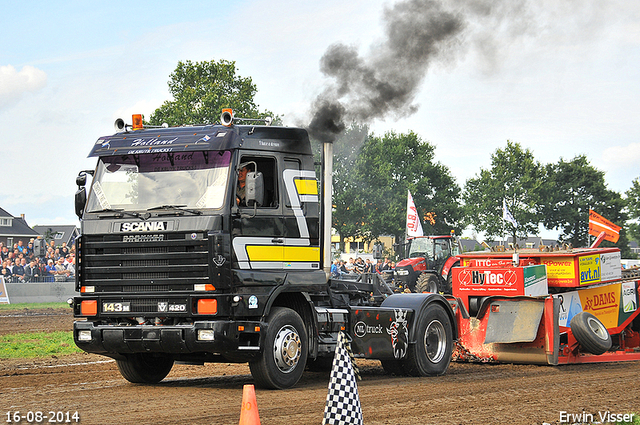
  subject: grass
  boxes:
[0,331,82,359]
[0,302,77,359]
[0,302,69,311]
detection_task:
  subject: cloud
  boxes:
[602,143,640,167]
[0,65,47,109]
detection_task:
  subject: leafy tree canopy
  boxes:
[542,155,626,249]
[463,141,544,241]
[148,59,277,126]
[625,177,640,243]
[333,130,461,244]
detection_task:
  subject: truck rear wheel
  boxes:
[403,303,452,376]
[249,307,308,389]
[570,312,612,355]
[116,353,174,384]
[415,274,439,294]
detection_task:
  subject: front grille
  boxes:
[81,232,209,292]
[122,285,170,292]
[122,246,168,255]
[122,272,169,279]
[123,259,169,267]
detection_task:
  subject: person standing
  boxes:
[54,257,69,282]
[1,261,12,282]
[12,258,25,283]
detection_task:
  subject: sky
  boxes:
[1,0,639,238]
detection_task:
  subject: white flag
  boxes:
[502,199,518,228]
[406,191,424,237]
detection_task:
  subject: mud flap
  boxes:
[484,300,544,344]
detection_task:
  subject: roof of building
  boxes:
[32,225,79,246]
[0,208,40,238]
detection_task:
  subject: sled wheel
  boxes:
[381,359,405,376]
[570,312,612,355]
[116,353,174,384]
[403,303,453,376]
[415,273,439,293]
[249,307,308,389]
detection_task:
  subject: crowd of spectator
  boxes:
[0,239,75,283]
[330,256,396,278]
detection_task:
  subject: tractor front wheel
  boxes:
[415,273,439,293]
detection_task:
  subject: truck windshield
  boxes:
[85,151,232,213]
[408,237,434,260]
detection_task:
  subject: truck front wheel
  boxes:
[116,353,174,384]
[403,303,453,376]
[250,307,308,389]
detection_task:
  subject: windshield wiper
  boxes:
[146,205,202,216]
[94,208,145,220]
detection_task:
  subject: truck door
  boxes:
[232,154,285,269]
[282,158,321,270]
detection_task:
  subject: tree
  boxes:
[542,155,627,250]
[625,177,640,244]
[462,141,544,242]
[334,130,461,245]
[329,124,369,252]
[148,59,276,126]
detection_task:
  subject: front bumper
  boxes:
[73,319,263,362]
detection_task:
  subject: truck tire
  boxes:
[249,307,308,389]
[570,312,612,355]
[415,274,439,294]
[116,353,174,384]
[403,303,453,376]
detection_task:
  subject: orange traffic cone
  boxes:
[239,384,261,425]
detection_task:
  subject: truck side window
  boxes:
[238,156,278,208]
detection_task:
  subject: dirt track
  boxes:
[1,309,639,425]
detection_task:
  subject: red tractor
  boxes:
[394,233,462,294]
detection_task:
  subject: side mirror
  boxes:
[75,187,86,218]
[245,172,264,207]
[76,174,87,187]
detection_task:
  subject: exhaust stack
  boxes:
[321,141,333,273]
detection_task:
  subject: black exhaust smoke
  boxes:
[307,0,465,141]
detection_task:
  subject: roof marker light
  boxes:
[132,114,144,130]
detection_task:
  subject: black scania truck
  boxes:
[71,110,456,389]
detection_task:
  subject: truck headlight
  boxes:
[396,270,409,276]
[78,330,92,341]
[197,330,215,341]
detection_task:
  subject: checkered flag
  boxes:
[322,331,363,425]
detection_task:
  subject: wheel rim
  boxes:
[424,319,447,363]
[273,325,302,373]
[586,316,609,341]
